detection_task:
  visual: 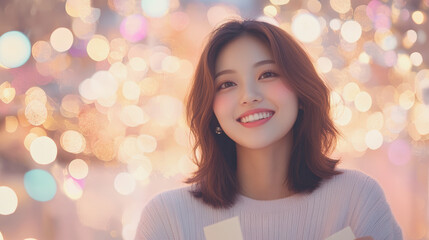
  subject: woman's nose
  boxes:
[240,83,262,105]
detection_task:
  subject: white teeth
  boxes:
[240,112,273,123]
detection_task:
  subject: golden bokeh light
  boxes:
[343,82,360,102]
[72,17,96,39]
[410,52,423,66]
[291,12,321,43]
[333,106,352,126]
[354,91,372,112]
[118,136,140,163]
[68,159,89,179]
[87,35,110,61]
[63,178,83,200]
[270,0,289,5]
[129,57,148,72]
[0,186,18,215]
[161,55,180,73]
[25,100,48,126]
[32,41,52,62]
[263,5,278,17]
[341,21,362,43]
[60,130,86,154]
[25,87,47,105]
[412,103,429,135]
[365,129,383,150]
[5,116,18,133]
[329,0,350,14]
[127,154,152,181]
[50,27,74,52]
[92,138,115,161]
[399,90,415,110]
[30,136,57,165]
[136,134,157,153]
[366,111,384,130]
[140,77,159,96]
[0,81,16,104]
[316,57,333,73]
[412,11,425,25]
[60,94,82,118]
[395,54,412,72]
[122,81,141,101]
[351,128,367,152]
[114,172,136,195]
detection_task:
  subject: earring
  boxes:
[215,126,222,135]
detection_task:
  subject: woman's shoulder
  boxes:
[320,168,384,196]
[143,185,195,210]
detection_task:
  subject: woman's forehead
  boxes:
[215,35,273,72]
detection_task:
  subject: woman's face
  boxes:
[213,35,299,149]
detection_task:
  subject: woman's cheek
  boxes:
[266,80,297,102]
[213,94,232,116]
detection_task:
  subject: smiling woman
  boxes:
[135,20,403,240]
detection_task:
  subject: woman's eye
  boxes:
[218,81,235,90]
[259,71,277,79]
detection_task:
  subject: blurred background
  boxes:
[0,0,428,239]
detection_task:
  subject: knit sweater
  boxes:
[135,169,403,240]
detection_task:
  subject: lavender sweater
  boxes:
[135,169,402,240]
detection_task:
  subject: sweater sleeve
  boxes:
[351,174,403,240]
[134,194,176,240]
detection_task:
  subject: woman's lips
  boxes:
[237,113,274,128]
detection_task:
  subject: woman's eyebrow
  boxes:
[214,59,275,80]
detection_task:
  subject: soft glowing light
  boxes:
[25,101,48,126]
[129,57,148,72]
[354,91,372,112]
[61,94,82,118]
[141,0,169,18]
[399,90,415,110]
[366,111,384,130]
[330,0,350,14]
[118,136,140,163]
[358,52,371,63]
[24,169,57,202]
[365,129,383,150]
[50,27,74,52]
[30,136,57,165]
[72,17,96,39]
[120,105,149,127]
[341,21,362,43]
[92,138,115,161]
[270,0,289,5]
[68,159,89,179]
[79,71,118,101]
[207,5,241,27]
[263,5,278,17]
[136,134,157,153]
[412,11,425,24]
[140,77,159,96]
[122,81,141,101]
[374,29,397,50]
[25,87,47,105]
[0,31,31,68]
[410,52,423,66]
[32,41,52,62]
[63,178,83,200]
[127,155,153,181]
[333,106,352,126]
[329,18,341,31]
[0,186,18,215]
[343,82,360,102]
[143,95,183,127]
[291,13,321,43]
[161,55,180,73]
[5,116,18,133]
[114,172,136,195]
[120,15,147,42]
[316,57,332,73]
[388,139,411,165]
[307,0,321,13]
[403,29,417,48]
[60,130,86,154]
[396,54,412,72]
[0,81,16,104]
[351,129,367,152]
[87,35,110,61]
[413,103,429,135]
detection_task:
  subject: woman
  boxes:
[135,19,402,240]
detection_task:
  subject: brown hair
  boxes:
[184,19,342,209]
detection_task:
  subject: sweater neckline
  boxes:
[234,191,311,212]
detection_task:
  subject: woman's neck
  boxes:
[236,132,294,200]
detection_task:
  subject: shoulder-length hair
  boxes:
[184,19,342,209]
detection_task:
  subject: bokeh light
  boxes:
[120,15,147,42]
[68,159,89,179]
[87,35,110,61]
[354,91,372,112]
[24,169,57,202]
[63,177,83,200]
[5,116,19,133]
[0,31,31,68]
[50,27,74,52]
[141,0,170,18]
[365,129,383,150]
[0,81,16,104]
[291,12,321,43]
[341,21,362,43]
[25,100,48,126]
[0,186,18,215]
[114,172,136,195]
[60,130,86,154]
[30,136,57,165]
